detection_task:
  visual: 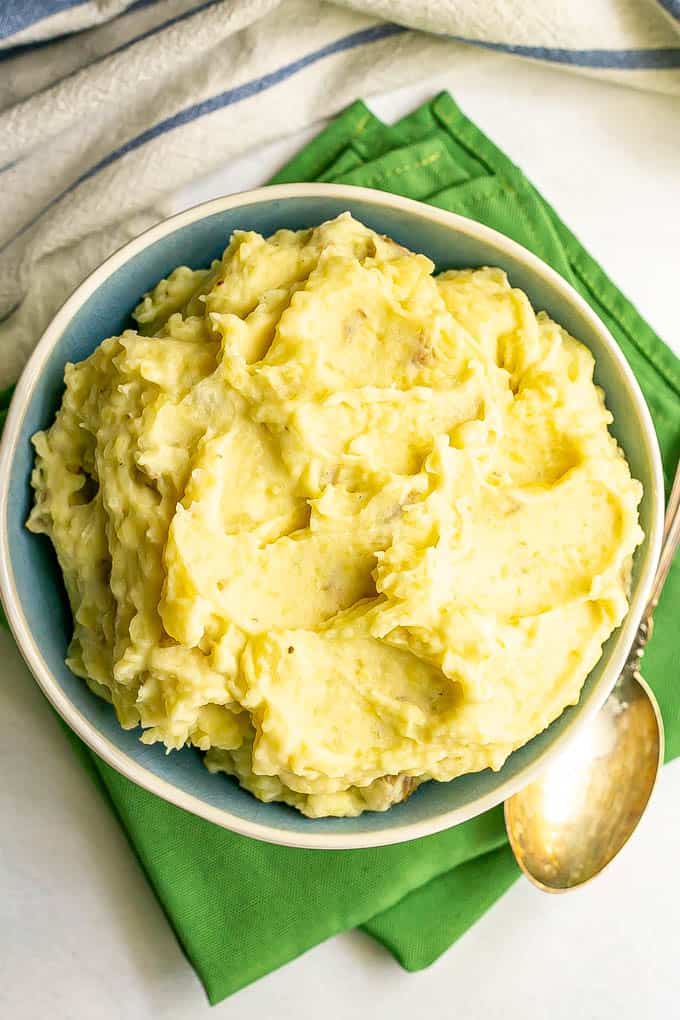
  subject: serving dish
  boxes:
[0,183,664,849]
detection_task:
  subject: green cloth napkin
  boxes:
[2,92,679,1005]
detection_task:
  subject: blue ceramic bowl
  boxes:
[0,184,664,848]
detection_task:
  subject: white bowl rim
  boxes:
[0,182,664,850]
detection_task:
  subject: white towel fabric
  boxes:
[1,0,679,387]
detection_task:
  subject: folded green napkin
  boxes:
[2,92,679,1005]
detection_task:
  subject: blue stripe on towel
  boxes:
[655,0,680,21]
[0,23,406,254]
[0,0,221,86]
[1,0,91,43]
[0,0,221,173]
[454,36,680,69]
[3,21,680,255]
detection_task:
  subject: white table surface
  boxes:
[2,48,679,1020]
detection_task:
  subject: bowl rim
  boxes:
[0,182,664,849]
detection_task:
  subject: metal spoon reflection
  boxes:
[504,459,680,892]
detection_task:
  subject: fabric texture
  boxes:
[1,91,679,1004]
[1,1,680,392]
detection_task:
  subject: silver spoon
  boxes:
[504,458,680,892]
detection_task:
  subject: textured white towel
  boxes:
[1,0,678,386]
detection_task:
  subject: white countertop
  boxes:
[2,48,679,1020]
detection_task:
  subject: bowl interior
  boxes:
[3,192,659,842]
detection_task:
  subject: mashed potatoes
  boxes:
[28,214,643,817]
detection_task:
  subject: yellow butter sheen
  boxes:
[28,214,643,817]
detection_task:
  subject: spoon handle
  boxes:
[628,458,680,669]
[663,454,680,539]
[645,459,680,616]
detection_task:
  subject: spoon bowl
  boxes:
[504,669,663,891]
[505,453,680,890]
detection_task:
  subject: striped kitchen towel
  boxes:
[1,0,679,387]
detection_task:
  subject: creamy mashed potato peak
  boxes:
[28,214,643,817]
